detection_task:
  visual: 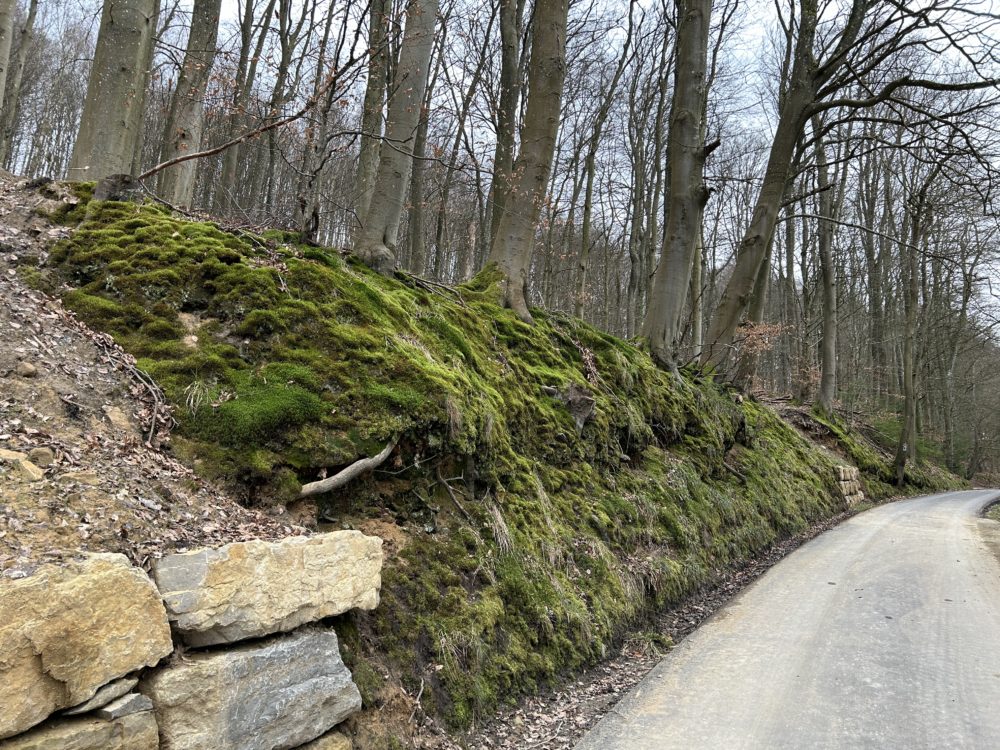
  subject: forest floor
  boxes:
[0,171,300,578]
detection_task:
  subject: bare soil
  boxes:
[0,173,302,579]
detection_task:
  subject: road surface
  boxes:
[576,490,1000,750]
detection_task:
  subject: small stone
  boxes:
[64,678,139,715]
[27,448,54,468]
[93,693,153,720]
[0,449,27,463]
[13,459,44,482]
[299,731,352,750]
[15,362,37,378]
[57,471,102,486]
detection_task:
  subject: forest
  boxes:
[2,0,1000,482]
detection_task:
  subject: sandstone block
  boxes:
[0,554,173,739]
[0,712,158,750]
[142,629,361,750]
[152,531,382,646]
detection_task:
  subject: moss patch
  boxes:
[38,194,965,738]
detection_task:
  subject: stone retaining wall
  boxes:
[835,465,865,506]
[0,531,382,750]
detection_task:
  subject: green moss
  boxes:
[37,197,965,735]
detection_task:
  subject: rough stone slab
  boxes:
[64,678,139,715]
[152,531,383,646]
[143,629,361,750]
[94,694,153,721]
[298,731,351,750]
[0,553,173,739]
[0,712,158,750]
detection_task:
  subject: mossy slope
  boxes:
[38,195,963,739]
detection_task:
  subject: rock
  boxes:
[142,629,361,750]
[94,694,153,721]
[299,731,352,750]
[15,362,37,378]
[64,678,139,715]
[0,449,26,462]
[152,531,383,646]
[0,712,158,750]
[11,458,44,482]
[0,553,173,739]
[56,471,102,486]
[26,448,54,467]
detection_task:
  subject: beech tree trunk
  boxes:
[486,0,569,323]
[69,0,159,180]
[487,0,526,245]
[157,0,222,207]
[640,0,712,370]
[355,0,439,273]
[0,0,14,132]
[0,0,37,166]
[355,0,389,222]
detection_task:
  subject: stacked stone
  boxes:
[0,531,382,750]
[835,465,865,506]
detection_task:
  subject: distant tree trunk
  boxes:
[487,0,526,245]
[0,0,15,142]
[573,8,633,317]
[485,0,569,323]
[214,0,276,214]
[640,0,713,370]
[0,0,36,166]
[69,0,159,179]
[355,0,438,273]
[354,0,389,223]
[157,0,222,206]
[814,124,837,415]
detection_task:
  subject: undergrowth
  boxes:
[33,191,965,742]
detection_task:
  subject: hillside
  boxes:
[1,177,964,748]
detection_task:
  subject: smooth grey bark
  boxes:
[157,0,222,206]
[355,0,439,273]
[69,0,160,179]
[485,0,569,323]
[640,0,712,369]
[0,0,34,166]
[487,0,526,246]
[354,0,389,223]
[700,0,819,368]
[0,0,15,134]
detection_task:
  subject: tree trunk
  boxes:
[355,0,438,273]
[700,0,818,369]
[485,0,569,323]
[0,0,16,146]
[69,0,159,179]
[355,0,388,222]
[487,0,526,245]
[640,0,712,370]
[0,0,35,165]
[814,125,837,415]
[156,0,222,206]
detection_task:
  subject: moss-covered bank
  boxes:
[32,192,964,742]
